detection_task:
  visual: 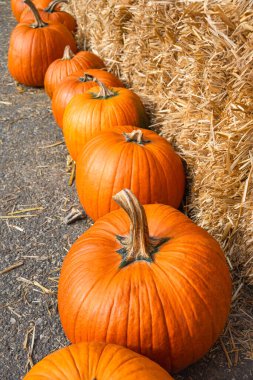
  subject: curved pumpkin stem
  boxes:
[62,45,75,60]
[24,0,48,28]
[113,189,168,267]
[123,130,151,145]
[85,74,116,99]
[44,0,68,13]
[95,80,115,98]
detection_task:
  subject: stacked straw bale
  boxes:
[67,0,253,283]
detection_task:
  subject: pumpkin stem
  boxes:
[44,0,68,13]
[123,130,151,145]
[62,45,75,60]
[96,81,115,98]
[85,74,116,99]
[113,189,168,267]
[24,0,48,28]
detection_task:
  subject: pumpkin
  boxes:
[76,127,185,220]
[52,70,124,128]
[8,0,77,87]
[11,0,51,21]
[63,81,149,160]
[20,0,77,34]
[44,47,106,98]
[23,342,173,380]
[58,189,232,373]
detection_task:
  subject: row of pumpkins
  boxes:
[9,1,232,379]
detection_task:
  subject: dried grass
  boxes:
[67,0,253,283]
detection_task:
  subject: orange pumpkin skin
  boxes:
[52,69,124,128]
[8,4,77,87]
[63,85,149,160]
[44,48,106,98]
[58,191,232,373]
[76,127,185,220]
[11,0,50,21]
[20,2,77,33]
[23,342,173,380]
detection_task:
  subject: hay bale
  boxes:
[68,0,253,283]
[66,0,133,77]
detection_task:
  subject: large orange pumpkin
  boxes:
[11,0,51,21]
[58,189,232,373]
[8,0,77,87]
[20,0,77,33]
[63,82,149,160]
[76,127,185,220]
[23,342,173,379]
[52,70,124,128]
[44,47,106,98]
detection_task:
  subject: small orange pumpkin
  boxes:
[44,46,106,98]
[20,0,77,33]
[11,0,51,21]
[23,342,173,380]
[58,189,232,373]
[76,126,185,220]
[63,81,149,160]
[8,0,77,87]
[52,69,124,128]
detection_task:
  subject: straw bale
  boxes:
[68,0,253,283]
